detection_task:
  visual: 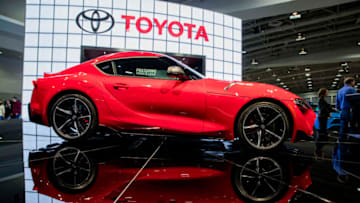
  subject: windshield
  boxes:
[165,55,205,80]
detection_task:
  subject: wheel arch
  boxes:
[233,97,294,140]
[46,89,99,126]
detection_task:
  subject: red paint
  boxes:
[153,18,167,35]
[29,51,315,142]
[136,17,152,33]
[121,15,135,31]
[184,23,196,39]
[168,21,184,37]
[196,25,209,41]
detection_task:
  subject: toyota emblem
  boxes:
[76,9,114,33]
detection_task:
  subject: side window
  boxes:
[114,57,178,79]
[96,61,114,75]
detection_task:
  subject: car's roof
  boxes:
[91,51,165,64]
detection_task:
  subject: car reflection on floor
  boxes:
[28,133,312,203]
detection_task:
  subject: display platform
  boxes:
[18,129,360,203]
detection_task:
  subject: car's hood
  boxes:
[203,78,299,101]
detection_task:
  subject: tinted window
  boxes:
[97,61,114,75]
[114,57,178,79]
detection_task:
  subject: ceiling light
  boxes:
[272,73,277,77]
[280,82,285,85]
[309,86,313,89]
[306,77,312,81]
[299,48,307,55]
[307,80,312,84]
[285,87,289,90]
[290,11,301,20]
[357,42,360,46]
[341,62,348,67]
[334,78,340,81]
[0,50,2,55]
[332,84,336,87]
[292,77,296,80]
[283,85,287,88]
[265,67,272,72]
[242,50,247,54]
[305,67,311,71]
[355,85,358,88]
[276,78,281,82]
[336,74,342,77]
[296,33,306,41]
[308,84,312,87]
[338,69,345,73]
[251,59,258,65]
[333,81,337,84]
[305,73,311,77]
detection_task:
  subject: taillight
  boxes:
[32,80,37,88]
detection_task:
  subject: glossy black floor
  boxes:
[1,122,360,203]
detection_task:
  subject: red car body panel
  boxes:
[30,159,312,203]
[29,51,315,141]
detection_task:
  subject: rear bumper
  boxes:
[28,104,44,125]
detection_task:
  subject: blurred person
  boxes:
[0,100,5,120]
[11,97,21,119]
[336,77,356,140]
[315,88,332,159]
[5,100,12,119]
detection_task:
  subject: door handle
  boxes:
[113,83,128,90]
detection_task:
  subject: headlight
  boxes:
[294,98,311,111]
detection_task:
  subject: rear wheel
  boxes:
[237,102,290,151]
[50,94,98,140]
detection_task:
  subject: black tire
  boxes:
[47,146,97,193]
[236,102,290,151]
[50,94,98,141]
[231,155,289,202]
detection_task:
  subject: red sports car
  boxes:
[29,51,315,150]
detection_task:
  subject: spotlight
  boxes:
[0,50,2,55]
[308,83,312,87]
[332,81,337,84]
[307,80,312,84]
[290,11,301,20]
[338,69,345,73]
[276,78,281,82]
[341,62,348,67]
[358,42,360,46]
[251,59,258,65]
[285,87,289,90]
[280,82,284,85]
[242,50,247,54]
[272,73,277,77]
[299,48,307,55]
[305,73,311,77]
[296,33,306,41]
[336,74,342,77]
[334,78,340,81]
[304,67,311,72]
[283,85,287,88]
[265,67,272,72]
[306,77,312,81]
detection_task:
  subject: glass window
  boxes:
[97,61,114,75]
[114,57,178,79]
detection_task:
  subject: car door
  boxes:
[101,56,206,134]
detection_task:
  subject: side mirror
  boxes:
[167,66,187,80]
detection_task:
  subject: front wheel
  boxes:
[237,102,290,151]
[50,94,98,140]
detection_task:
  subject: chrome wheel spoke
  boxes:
[56,107,72,115]
[265,129,282,140]
[257,130,262,147]
[244,124,259,129]
[251,183,260,196]
[263,178,276,193]
[74,98,79,114]
[256,107,264,122]
[73,121,80,136]
[266,114,281,126]
[58,119,72,130]
[78,115,90,119]
[55,168,72,176]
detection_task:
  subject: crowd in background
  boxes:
[0,97,21,120]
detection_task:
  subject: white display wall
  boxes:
[22,0,242,201]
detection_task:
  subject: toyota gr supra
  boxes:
[29,51,316,150]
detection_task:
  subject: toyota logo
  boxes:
[76,9,114,33]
